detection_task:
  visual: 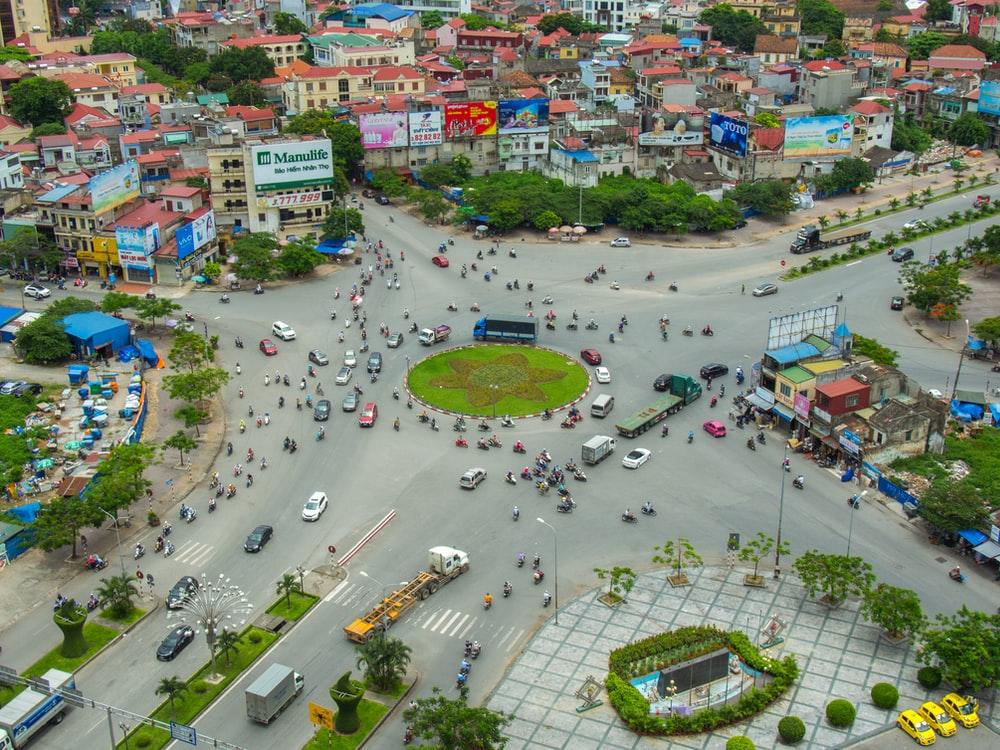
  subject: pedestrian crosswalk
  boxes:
[172,540,217,567]
[323,581,527,652]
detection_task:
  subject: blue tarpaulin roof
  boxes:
[958,529,988,546]
[317,238,356,254]
[37,184,81,203]
[352,3,411,20]
[0,306,23,327]
[765,342,820,365]
[62,311,130,353]
[556,149,598,163]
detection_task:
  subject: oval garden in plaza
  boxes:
[406,344,590,417]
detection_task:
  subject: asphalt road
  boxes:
[3,190,999,750]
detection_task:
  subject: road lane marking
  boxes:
[323,579,351,603]
[437,610,462,634]
[336,509,396,566]
[447,613,470,636]
[845,260,862,267]
[507,628,525,651]
[427,609,452,632]
[457,616,477,638]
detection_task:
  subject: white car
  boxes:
[23,284,51,299]
[594,366,611,384]
[610,237,631,248]
[622,448,651,469]
[344,350,357,368]
[335,366,352,385]
[302,491,328,521]
[903,219,929,231]
[271,321,296,340]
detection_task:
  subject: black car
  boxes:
[244,524,273,552]
[653,374,673,392]
[367,351,382,373]
[156,624,195,661]
[313,398,331,421]
[12,382,42,397]
[167,575,200,609]
[890,296,905,310]
[376,195,391,206]
[699,363,729,380]
[891,246,915,262]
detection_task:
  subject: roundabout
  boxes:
[405,344,590,417]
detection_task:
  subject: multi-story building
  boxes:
[928,44,988,72]
[456,28,524,52]
[170,11,256,57]
[308,33,415,68]
[281,66,374,114]
[206,145,248,233]
[761,3,800,36]
[753,35,798,65]
[573,0,628,32]
[797,60,865,112]
[218,33,307,69]
[0,113,29,146]
[0,0,58,43]
[51,73,121,117]
[0,147,21,189]
[389,0,471,21]
[849,100,893,153]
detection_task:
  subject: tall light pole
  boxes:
[97,508,127,577]
[536,518,558,623]
[846,491,867,558]
[167,573,252,678]
[950,320,970,402]
[490,384,499,420]
[773,444,788,578]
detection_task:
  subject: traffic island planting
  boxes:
[407,344,589,416]
[605,626,799,735]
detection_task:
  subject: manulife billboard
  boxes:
[250,139,335,192]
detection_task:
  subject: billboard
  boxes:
[498,99,549,134]
[444,101,497,138]
[89,160,140,214]
[639,112,704,146]
[115,223,159,268]
[175,210,216,260]
[408,111,443,146]
[783,115,854,158]
[708,112,748,157]
[359,112,409,150]
[250,139,335,191]
[980,80,1000,116]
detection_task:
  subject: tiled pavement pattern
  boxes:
[487,566,949,750]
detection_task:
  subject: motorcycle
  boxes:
[86,596,100,612]
[701,326,714,337]
[209,497,217,512]
[517,553,526,568]
[682,327,693,336]
[669,282,678,292]
[134,543,144,560]
[640,505,657,517]
[219,294,230,304]
[573,469,587,482]
[746,438,756,451]
[506,474,517,485]
[585,320,598,330]
[646,272,655,281]
[487,436,502,448]
[949,569,966,584]
[455,437,468,448]
[503,583,512,597]
[621,513,638,524]
[543,592,552,607]
[533,570,544,584]
[477,439,489,451]
[792,476,804,490]
[566,322,578,331]
[710,396,718,408]
[513,442,526,454]
[556,501,573,513]
[84,554,108,571]
[163,540,175,557]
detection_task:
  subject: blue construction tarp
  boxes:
[950,400,983,422]
[765,342,821,366]
[62,312,130,354]
[136,338,158,367]
[0,305,23,328]
[317,238,356,255]
[958,529,988,546]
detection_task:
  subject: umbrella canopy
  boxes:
[336,247,354,256]
[476,225,488,232]
[559,225,573,233]
[573,225,586,234]
[192,275,207,283]
[547,227,559,234]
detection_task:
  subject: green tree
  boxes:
[652,537,703,581]
[972,316,1000,344]
[163,430,197,467]
[418,162,459,188]
[898,262,972,314]
[413,188,451,223]
[861,584,925,640]
[4,227,63,272]
[330,672,364,734]
[888,197,901,211]
[817,157,875,193]
[907,32,949,59]
[0,46,31,63]
[273,11,308,35]
[175,404,209,437]
[403,686,512,750]
[421,10,445,28]
[184,62,211,86]
[930,302,962,335]
[8,77,73,126]
[99,291,139,315]
[231,233,279,281]
[283,109,339,136]
[533,210,562,231]
[276,572,302,608]
[13,316,73,364]
[892,118,933,155]
[31,496,102,558]
[278,239,325,277]
[96,574,139,619]
[202,260,222,280]
[918,606,1000,690]
[698,4,768,53]
[155,677,188,718]
[355,631,412,692]
[753,112,781,128]
[209,46,275,85]
[86,443,157,518]
[459,13,496,30]
[321,206,365,239]
[798,0,845,39]
[226,81,266,107]
[819,38,847,58]
[729,179,794,217]
[445,54,465,70]
[925,0,955,22]
[948,113,990,147]
[135,297,182,330]
[537,12,605,34]
[852,334,899,366]
[593,566,637,603]
[739,532,789,581]
[30,123,68,138]
[162,368,231,409]
[451,154,472,181]
[792,551,875,605]
[213,628,242,668]
[818,215,830,228]
[917,477,989,533]
[370,168,408,197]
[168,330,212,372]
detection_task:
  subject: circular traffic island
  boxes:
[407,344,589,417]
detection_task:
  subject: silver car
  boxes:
[335,366,352,385]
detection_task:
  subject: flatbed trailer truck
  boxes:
[615,376,701,437]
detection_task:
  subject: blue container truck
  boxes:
[473,316,538,343]
[0,669,75,749]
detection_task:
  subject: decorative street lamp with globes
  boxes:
[167,573,253,678]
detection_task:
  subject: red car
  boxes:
[432,255,450,268]
[580,349,602,365]
[259,338,278,356]
[703,420,727,438]
[359,402,378,427]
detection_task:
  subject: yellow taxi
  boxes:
[918,701,957,737]
[897,709,936,745]
[940,693,979,728]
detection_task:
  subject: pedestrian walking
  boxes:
[80,534,88,552]
[741,284,745,295]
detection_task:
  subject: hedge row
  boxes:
[608,625,728,680]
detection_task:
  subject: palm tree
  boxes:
[96,574,138,619]
[275,573,302,608]
[921,186,933,198]
[817,215,830,229]
[947,211,962,225]
[882,231,899,247]
[900,227,915,240]
[888,197,900,211]
[969,174,979,187]
[213,628,242,668]
[155,676,187,718]
[905,192,918,207]
[355,632,412,692]
[953,178,965,192]
[835,209,849,222]
[854,206,864,220]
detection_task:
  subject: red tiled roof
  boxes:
[816,378,869,398]
[929,44,987,59]
[224,106,276,121]
[112,200,184,230]
[160,185,202,198]
[548,99,578,114]
[754,128,784,152]
[0,114,24,130]
[220,34,305,49]
[372,66,421,81]
[120,83,169,95]
[850,100,889,115]
[136,149,180,165]
[53,73,118,90]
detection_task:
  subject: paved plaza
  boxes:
[487,566,968,750]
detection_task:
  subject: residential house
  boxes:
[849,100,893,152]
[218,33,308,68]
[169,11,256,57]
[813,377,871,427]
[636,64,683,108]
[927,44,988,72]
[280,66,374,114]
[325,3,416,33]
[136,149,181,195]
[797,60,864,112]
[850,42,908,72]
[843,17,873,44]
[225,106,279,136]
[576,0,628,31]
[372,66,424,96]
[51,73,120,117]
[0,148,21,189]
[761,4,800,36]
[754,35,798,65]
[0,113,29,146]
[457,28,524,52]
[81,53,138,88]
[881,14,929,38]
[758,64,798,101]
[390,0,470,21]
[714,71,754,96]
[0,0,58,40]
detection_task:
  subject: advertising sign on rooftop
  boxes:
[175,210,216,260]
[250,139,335,191]
[408,111,443,146]
[359,112,409,150]
[979,80,1000,116]
[444,101,497,138]
[498,99,549,134]
[708,112,748,157]
[783,115,854,158]
[89,160,141,214]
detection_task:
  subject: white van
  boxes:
[272,321,296,341]
[591,394,614,418]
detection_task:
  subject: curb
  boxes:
[358,672,420,749]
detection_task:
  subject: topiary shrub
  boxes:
[133,732,153,749]
[917,666,942,689]
[826,699,856,728]
[726,737,755,750]
[190,680,209,695]
[778,715,806,744]
[248,631,262,644]
[330,671,365,734]
[54,600,89,658]
[871,682,899,709]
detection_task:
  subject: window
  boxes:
[779,383,792,398]
[904,430,913,441]
[258,213,266,222]
[845,394,859,408]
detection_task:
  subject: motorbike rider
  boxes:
[794,474,805,488]
[503,581,512,596]
[624,508,635,522]
[483,592,493,608]
[642,501,654,514]
[950,566,963,581]
[543,590,552,606]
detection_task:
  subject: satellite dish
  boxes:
[904,0,926,9]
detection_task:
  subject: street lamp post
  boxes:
[97,508,127,577]
[950,320,970,402]
[167,573,253,678]
[774,444,788,578]
[846,491,867,558]
[490,384,499,420]
[536,518,558,624]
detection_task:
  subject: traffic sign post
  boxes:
[309,702,334,731]
[169,721,197,745]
